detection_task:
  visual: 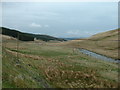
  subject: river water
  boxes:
[79,49,120,63]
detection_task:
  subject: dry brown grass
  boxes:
[43,67,117,88]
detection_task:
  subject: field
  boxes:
[2,33,119,88]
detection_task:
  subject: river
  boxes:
[79,49,120,63]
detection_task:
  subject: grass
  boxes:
[2,47,46,88]
[2,34,119,88]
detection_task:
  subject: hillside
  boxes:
[0,27,66,42]
[62,29,119,59]
[88,29,119,41]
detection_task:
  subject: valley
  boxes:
[2,28,119,88]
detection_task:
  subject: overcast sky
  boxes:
[2,2,118,38]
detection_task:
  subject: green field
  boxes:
[2,34,119,88]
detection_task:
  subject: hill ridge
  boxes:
[0,27,66,41]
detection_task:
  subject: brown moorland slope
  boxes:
[62,29,119,59]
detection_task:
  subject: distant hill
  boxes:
[0,27,66,41]
[88,29,119,41]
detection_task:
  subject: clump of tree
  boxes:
[19,34,34,41]
[35,35,65,42]
[1,27,34,41]
[0,27,66,42]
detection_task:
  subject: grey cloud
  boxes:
[2,2,118,38]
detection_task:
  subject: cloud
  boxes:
[44,25,49,27]
[30,22,42,28]
[67,30,80,35]
[30,23,49,28]
[66,30,93,37]
[66,30,81,37]
[3,2,117,38]
[42,12,59,16]
[83,31,93,36]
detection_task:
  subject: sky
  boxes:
[1,2,118,38]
